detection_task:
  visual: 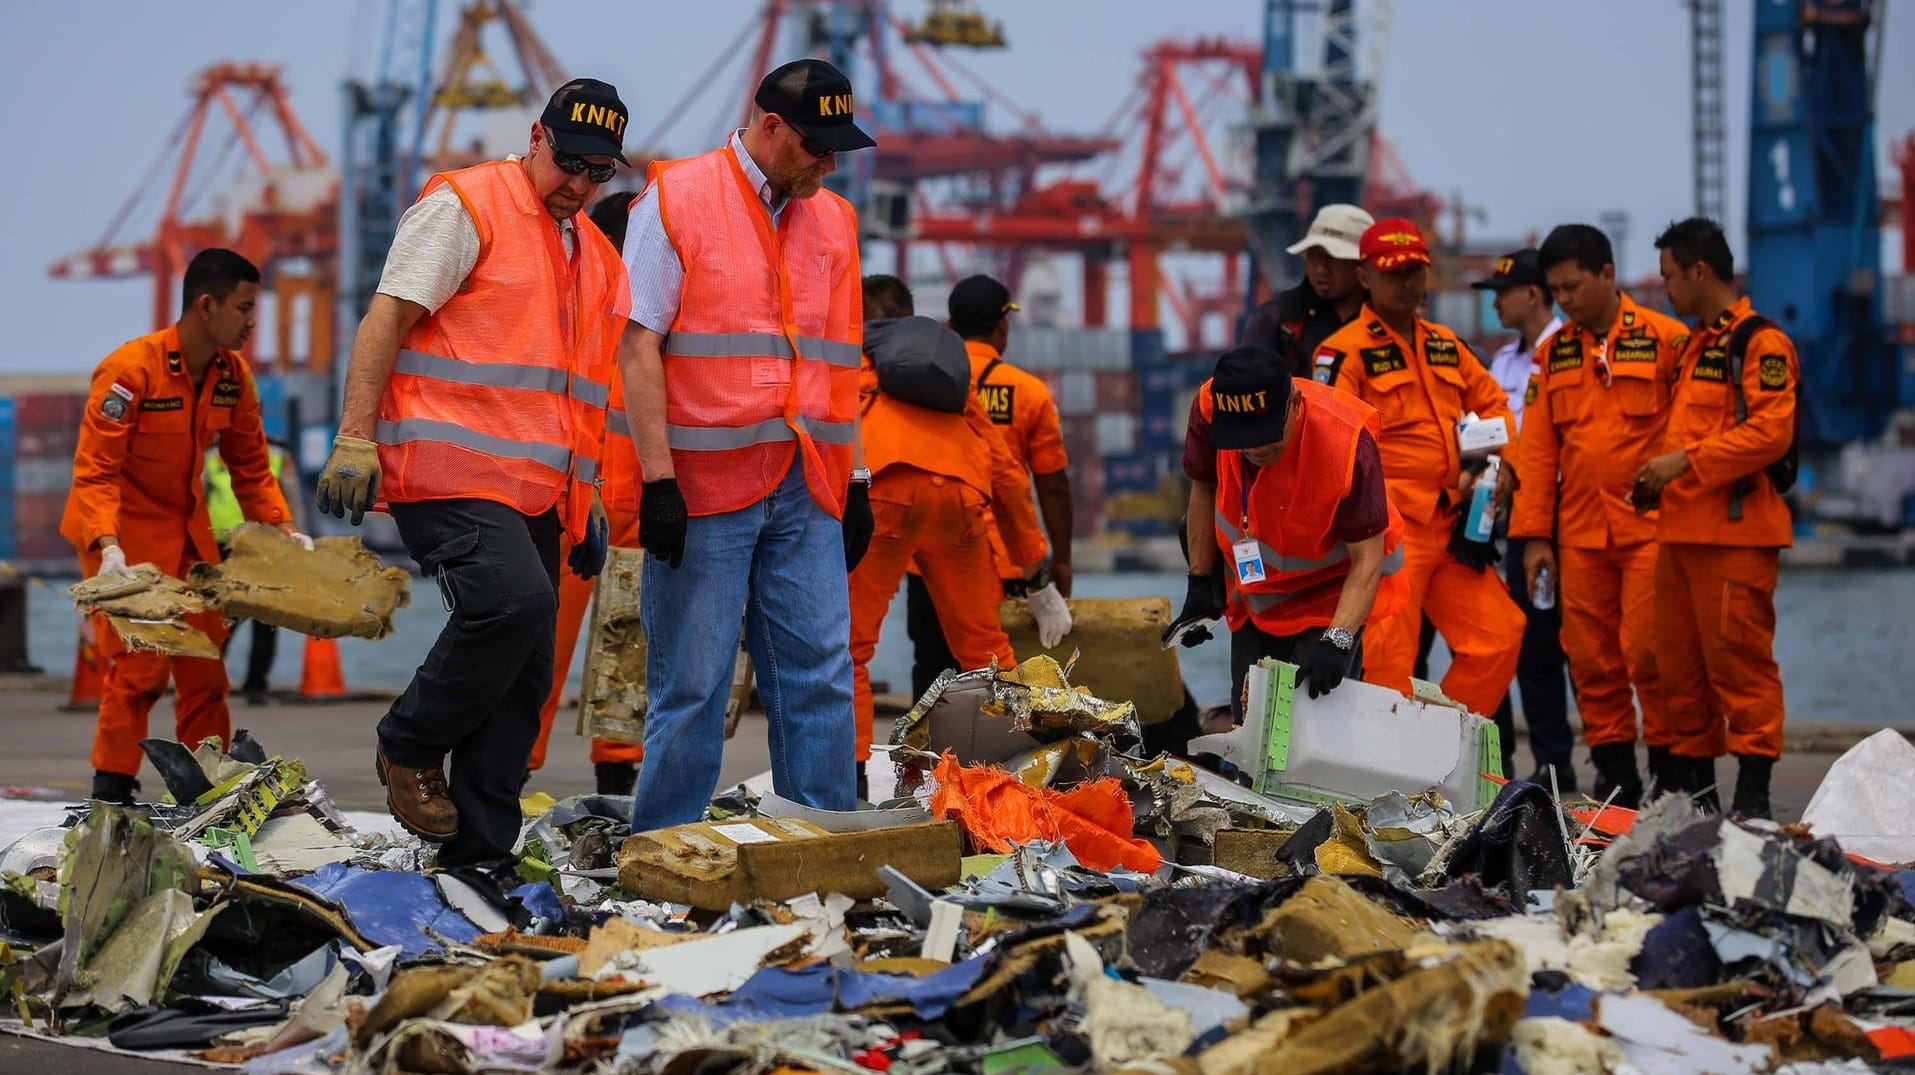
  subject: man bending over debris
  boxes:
[60,248,308,805]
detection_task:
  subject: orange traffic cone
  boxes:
[300,637,347,699]
[62,619,105,712]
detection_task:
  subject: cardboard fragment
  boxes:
[998,596,1185,723]
[578,916,694,977]
[354,956,543,1050]
[1258,875,1419,965]
[69,564,218,656]
[1211,828,1294,880]
[187,524,410,639]
[615,817,961,910]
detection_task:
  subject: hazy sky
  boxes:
[1,0,1909,373]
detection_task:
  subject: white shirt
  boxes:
[623,131,786,334]
[376,155,576,313]
[1487,316,1561,431]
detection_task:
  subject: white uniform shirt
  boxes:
[1486,316,1561,431]
[376,155,576,313]
[623,131,786,334]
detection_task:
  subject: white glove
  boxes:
[96,545,134,579]
[1028,583,1072,649]
[285,529,315,552]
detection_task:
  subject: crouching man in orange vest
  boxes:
[316,79,632,866]
[1165,346,1407,710]
[617,60,878,830]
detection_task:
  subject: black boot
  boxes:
[1679,755,1722,814]
[594,761,637,797]
[1589,743,1643,809]
[854,763,869,804]
[1526,760,1578,795]
[1645,745,1672,799]
[90,770,140,805]
[1731,754,1774,820]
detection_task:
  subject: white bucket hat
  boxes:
[1285,204,1375,261]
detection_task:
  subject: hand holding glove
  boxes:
[639,478,688,569]
[1297,631,1354,698]
[1028,582,1072,649]
[842,480,874,572]
[95,544,134,579]
[1161,572,1226,649]
[1447,510,1501,573]
[315,435,381,526]
[568,491,609,580]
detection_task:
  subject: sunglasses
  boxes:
[544,129,617,183]
[776,117,835,160]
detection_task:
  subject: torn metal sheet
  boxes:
[1596,992,1777,1075]
[988,655,1142,740]
[55,805,199,1006]
[755,790,930,832]
[1801,728,1915,866]
[248,813,355,875]
[593,923,807,995]
[996,596,1185,723]
[186,524,411,639]
[1712,820,1855,927]
[74,888,223,1013]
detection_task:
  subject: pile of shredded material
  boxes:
[5,662,1915,1074]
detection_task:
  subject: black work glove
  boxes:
[1447,510,1501,573]
[638,478,688,569]
[1161,572,1227,648]
[843,481,874,571]
[568,493,609,580]
[1297,632,1354,698]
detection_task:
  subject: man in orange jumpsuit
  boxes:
[60,249,305,804]
[1514,224,1688,808]
[905,274,1073,697]
[1327,219,1523,718]
[1636,217,1797,819]
[852,275,1063,796]
[531,194,644,796]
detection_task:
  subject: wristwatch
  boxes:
[1322,627,1355,651]
[850,467,872,485]
[1025,563,1053,591]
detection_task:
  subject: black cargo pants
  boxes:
[377,498,560,867]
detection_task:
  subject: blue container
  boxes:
[0,397,14,459]
[254,375,288,442]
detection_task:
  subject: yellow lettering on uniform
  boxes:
[571,103,586,122]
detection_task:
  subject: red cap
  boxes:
[1360,218,1432,270]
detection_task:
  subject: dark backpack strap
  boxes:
[1723,315,1775,522]
[975,357,1004,388]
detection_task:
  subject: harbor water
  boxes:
[18,566,1912,725]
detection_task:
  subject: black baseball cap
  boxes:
[948,275,1018,330]
[755,59,877,153]
[1207,346,1296,450]
[540,78,630,163]
[1471,248,1546,290]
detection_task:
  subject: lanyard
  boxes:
[1238,455,1253,534]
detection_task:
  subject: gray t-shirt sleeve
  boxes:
[375,187,481,314]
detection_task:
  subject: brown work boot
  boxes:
[376,748,458,841]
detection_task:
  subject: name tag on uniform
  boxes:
[752,357,792,387]
[1233,538,1266,585]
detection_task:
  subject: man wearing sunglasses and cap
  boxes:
[1166,346,1406,713]
[316,78,632,865]
[617,59,877,829]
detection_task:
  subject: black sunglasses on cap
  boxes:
[544,128,618,183]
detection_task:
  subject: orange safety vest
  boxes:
[1203,378,1408,635]
[651,146,862,518]
[375,159,627,541]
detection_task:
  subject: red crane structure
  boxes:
[47,63,337,371]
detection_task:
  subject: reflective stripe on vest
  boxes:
[664,331,861,368]
[1215,508,1354,574]
[607,408,631,438]
[379,417,583,475]
[666,415,857,451]
[1237,545,1407,613]
[393,349,610,408]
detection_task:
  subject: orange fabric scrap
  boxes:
[928,751,1162,873]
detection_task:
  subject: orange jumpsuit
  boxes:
[60,326,291,777]
[964,340,1068,581]
[1327,308,1524,717]
[852,368,1049,761]
[532,370,645,771]
[1512,294,1686,749]
[1656,298,1796,761]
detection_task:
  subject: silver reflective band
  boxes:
[394,349,570,395]
[569,373,611,408]
[1213,507,1351,574]
[575,456,598,485]
[606,409,632,438]
[663,331,862,368]
[376,418,574,473]
[665,416,857,451]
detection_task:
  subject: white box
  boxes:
[1457,414,1510,458]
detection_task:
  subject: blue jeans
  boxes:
[629,459,856,830]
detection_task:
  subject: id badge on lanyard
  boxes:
[1233,460,1266,585]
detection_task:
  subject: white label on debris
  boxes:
[712,822,781,845]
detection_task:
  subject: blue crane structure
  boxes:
[1743,0,1900,452]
